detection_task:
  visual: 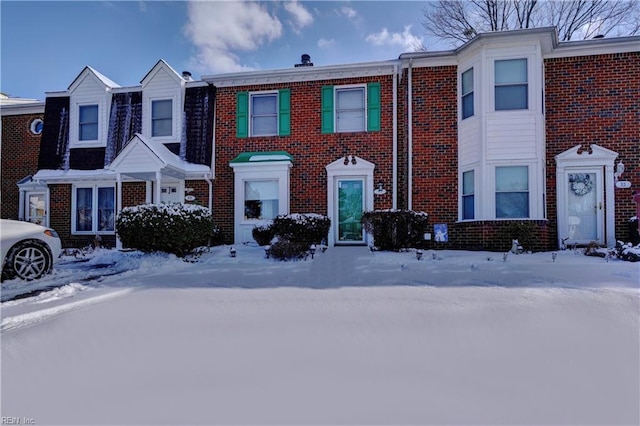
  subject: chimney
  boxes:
[294,54,313,67]
[182,71,193,81]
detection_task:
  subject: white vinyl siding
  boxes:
[142,66,182,141]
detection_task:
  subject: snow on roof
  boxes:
[86,66,121,88]
[230,151,293,163]
[32,168,116,181]
[134,134,211,173]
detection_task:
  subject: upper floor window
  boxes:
[322,83,380,134]
[496,166,529,218]
[462,170,475,220]
[152,99,173,137]
[495,59,528,110]
[79,104,99,141]
[236,89,290,138]
[251,93,278,136]
[461,68,474,119]
[336,87,365,132]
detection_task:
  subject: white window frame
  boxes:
[249,91,279,137]
[494,58,528,111]
[70,100,106,148]
[334,84,367,133]
[243,179,280,220]
[461,169,476,221]
[461,68,474,120]
[494,165,530,219]
[151,98,174,139]
[71,183,116,235]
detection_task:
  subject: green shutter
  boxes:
[236,91,248,138]
[367,82,381,132]
[321,85,334,134]
[278,88,290,136]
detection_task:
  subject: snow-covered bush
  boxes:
[361,210,429,251]
[628,216,639,245]
[116,203,214,256]
[272,213,331,245]
[252,221,275,246]
[614,241,640,262]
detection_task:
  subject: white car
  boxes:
[1,219,62,281]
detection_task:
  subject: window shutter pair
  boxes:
[236,89,290,138]
[321,82,381,133]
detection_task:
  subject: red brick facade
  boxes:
[545,52,640,245]
[213,77,395,243]
[1,112,43,220]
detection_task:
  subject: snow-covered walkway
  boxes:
[1,245,639,425]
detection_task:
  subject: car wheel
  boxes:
[4,241,52,281]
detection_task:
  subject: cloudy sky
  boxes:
[1,1,443,100]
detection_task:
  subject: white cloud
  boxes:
[184,1,283,73]
[341,6,357,20]
[365,25,424,51]
[317,38,335,49]
[284,0,313,34]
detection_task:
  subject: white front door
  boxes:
[25,192,47,225]
[335,178,365,244]
[563,169,604,245]
[160,186,180,204]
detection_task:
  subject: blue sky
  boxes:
[1,1,444,101]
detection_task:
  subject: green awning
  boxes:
[230,151,294,164]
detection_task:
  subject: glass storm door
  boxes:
[26,192,46,225]
[336,179,365,244]
[564,170,604,244]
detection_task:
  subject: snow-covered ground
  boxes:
[1,244,638,425]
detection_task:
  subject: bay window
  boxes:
[495,166,529,218]
[244,180,279,220]
[495,59,528,110]
[462,170,475,220]
[461,68,474,119]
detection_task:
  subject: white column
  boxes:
[155,171,162,204]
[116,173,123,250]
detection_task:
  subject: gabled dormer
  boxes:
[140,60,187,144]
[68,66,120,149]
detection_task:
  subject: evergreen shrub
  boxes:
[272,213,331,245]
[361,210,429,251]
[116,203,214,256]
[252,221,275,246]
[268,240,310,261]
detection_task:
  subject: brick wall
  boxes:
[214,76,395,243]
[122,182,147,207]
[545,52,640,244]
[185,179,210,209]
[1,113,43,219]
[409,65,460,238]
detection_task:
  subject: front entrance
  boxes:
[562,169,604,244]
[555,144,618,248]
[336,179,365,244]
[160,185,180,204]
[25,192,47,225]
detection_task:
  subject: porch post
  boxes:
[155,171,162,204]
[116,173,123,250]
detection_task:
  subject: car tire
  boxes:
[3,240,52,281]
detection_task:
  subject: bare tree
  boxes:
[421,0,639,47]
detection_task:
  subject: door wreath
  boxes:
[570,173,593,196]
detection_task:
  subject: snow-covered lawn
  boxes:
[1,245,638,425]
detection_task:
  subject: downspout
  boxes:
[408,58,413,211]
[204,174,213,212]
[392,63,398,210]
[116,173,123,250]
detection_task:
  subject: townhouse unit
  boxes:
[3,27,638,251]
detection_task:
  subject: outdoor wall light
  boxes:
[309,244,316,259]
[374,181,387,195]
[230,247,237,257]
[614,161,625,181]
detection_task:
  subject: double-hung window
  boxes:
[495,59,528,110]
[462,170,475,220]
[322,83,380,133]
[236,90,290,138]
[461,68,474,119]
[244,180,279,220]
[152,99,173,137]
[74,185,115,233]
[79,104,99,141]
[495,166,529,218]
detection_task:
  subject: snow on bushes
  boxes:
[116,203,214,256]
[252,220,275,246]
[259,214,331,260]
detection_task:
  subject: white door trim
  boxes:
[555,144,617,248]
[326,156,374,246]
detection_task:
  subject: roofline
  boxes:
[546,35,640,58]
[203,60,398,88]
[1,101,45,116]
